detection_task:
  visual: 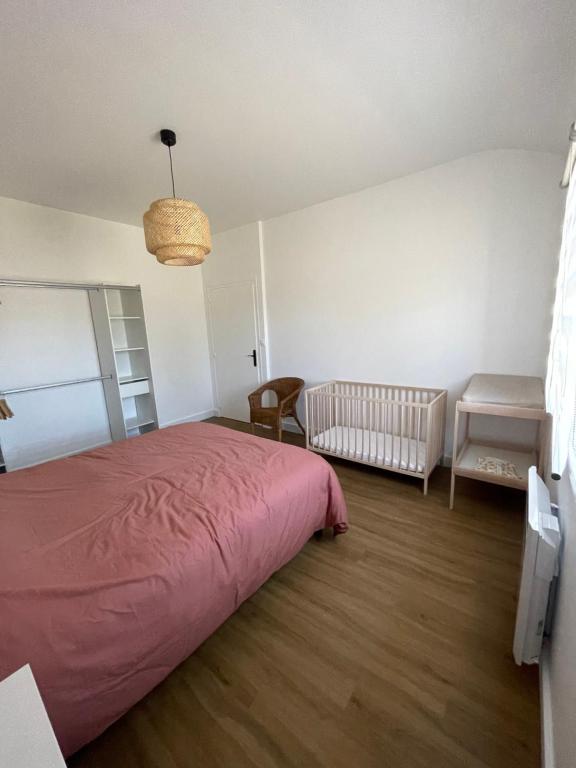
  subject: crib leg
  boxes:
[449,472,456,510]
[423,476,429,495]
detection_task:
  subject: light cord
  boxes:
[168,145,176,198]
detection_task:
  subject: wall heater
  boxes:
[513,466,561,665]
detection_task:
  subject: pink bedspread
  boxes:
[0,422,347,756]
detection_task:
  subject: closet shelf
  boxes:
[118,376,149,385]
[125,416,156,430]
[109,316,142,320]
[114,347,145,352]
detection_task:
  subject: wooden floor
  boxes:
[69,418,539,768]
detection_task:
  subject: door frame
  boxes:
[205,279,267,418]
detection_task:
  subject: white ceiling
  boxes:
[1,0,575,233]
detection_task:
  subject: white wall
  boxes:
[548,463,576,768]
[261,149,564,450]
[204,222,263,289]
[0,196,214,445]
[2,148,562,455]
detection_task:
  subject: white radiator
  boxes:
[513,466,561,665]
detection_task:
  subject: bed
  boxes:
[0,422,348,757]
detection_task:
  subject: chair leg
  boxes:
[293,413,306,435]
[250,422,256,435]
[277,421,282,442]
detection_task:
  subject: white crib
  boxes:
[305,381,447,493]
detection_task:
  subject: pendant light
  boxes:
[143,129,211,266]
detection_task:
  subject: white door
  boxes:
[207,281,261,422]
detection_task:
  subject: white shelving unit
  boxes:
[89,287,158,440]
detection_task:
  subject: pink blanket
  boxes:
[0,423,347,756]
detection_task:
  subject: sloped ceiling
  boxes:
[1,0,575,232]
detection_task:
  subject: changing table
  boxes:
[449,374,547,509]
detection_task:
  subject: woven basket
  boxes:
[143,198,211,266]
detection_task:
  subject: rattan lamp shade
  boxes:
[143,197,212,266]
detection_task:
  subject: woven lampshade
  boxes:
[143,198,211,266]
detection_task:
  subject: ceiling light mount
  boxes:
[160,129,176,148]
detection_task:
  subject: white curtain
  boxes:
[546,173,576,477]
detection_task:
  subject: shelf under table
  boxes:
[453,441,537,490]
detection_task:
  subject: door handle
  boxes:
[245,349,257,367]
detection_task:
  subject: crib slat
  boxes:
[314,393,318,448]
[361,396,365,459]
[389,402,394,467]
[401,404,405,470]
[311,393,315,448]
[355,396,359,457]
[415,399,419,468]
[329,389,333,453]
[347,393,351,458]
[406,403,410,469]
[394,400,398,467]
[368,394,372,461]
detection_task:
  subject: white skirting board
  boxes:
[6,439,111,472]
[282,417,305,433]
[540,644,556,768]
[159,409,218,428]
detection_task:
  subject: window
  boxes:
[546,175,576,478]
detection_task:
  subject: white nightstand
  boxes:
[0,665,66,768]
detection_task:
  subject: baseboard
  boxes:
[159,409,218,428]
[281,418,303,434]
[10,439,112,471]
[540,644,556,768]
[4,413,219,470]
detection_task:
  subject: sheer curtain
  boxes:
[546,172,576,478]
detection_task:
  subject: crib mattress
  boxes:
[311,426,427,473]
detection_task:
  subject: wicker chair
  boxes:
[248,377,305,442]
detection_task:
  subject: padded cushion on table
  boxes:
[462,374,544,409]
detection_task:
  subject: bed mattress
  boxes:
[0,422,347,757]
[312,426,427,473]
